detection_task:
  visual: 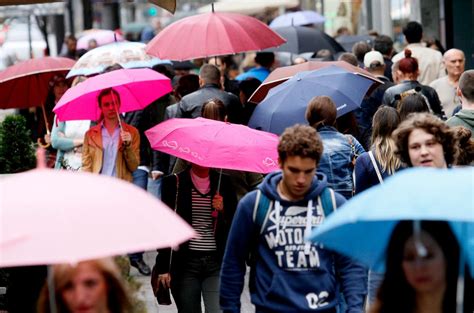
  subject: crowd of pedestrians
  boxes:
[1,16,473,313]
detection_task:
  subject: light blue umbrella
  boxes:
[270,10,325,27]
[308,167,474,275]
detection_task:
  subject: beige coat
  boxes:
[82,122,140,182]
[392,43,445,85]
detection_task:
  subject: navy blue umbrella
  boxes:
[248,65,375,135]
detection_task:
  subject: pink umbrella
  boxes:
[145,117,280,173]
[77,29,125,50]
[0,167,195,267]
[145,9,286,61]
[53,68,172,122]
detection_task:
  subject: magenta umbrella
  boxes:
[145,117,280,174]
[53,68,172,122]
[0,167,195,267]
[145,9,286,61]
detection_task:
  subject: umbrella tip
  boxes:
[211,2,214,12]
[36,147,47,169]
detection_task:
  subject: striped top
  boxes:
[188,187,217,251]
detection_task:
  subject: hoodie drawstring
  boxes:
[304,200,313,254]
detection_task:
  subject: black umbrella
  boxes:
[266,26,345,55]
[336,34,373,52]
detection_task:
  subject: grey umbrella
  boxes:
[266,26,345,55]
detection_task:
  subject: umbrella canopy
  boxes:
[148,0,176,14]
[53,68,172,122]
[67,41,171,78]
[0,168,195,267]
[197,0,299,15]
[266,26,344,55]
[248,66,375,135]
[336,34,373,52]
[145,11,286,61]
[76,29,124,50]
[248,60,383,103]
[269,10,325,27]
[0,56,75,109]
[308,167,474,275]
[145,117,280,173]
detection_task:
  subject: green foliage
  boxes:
[0,115,36,174]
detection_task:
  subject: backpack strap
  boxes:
[368,151,384,184]
[253,189,272,234]
[319,187,337,217]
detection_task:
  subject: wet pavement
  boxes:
[131,251,255,313]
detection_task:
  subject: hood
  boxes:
[259,171,328,204]
[455,110,474,127]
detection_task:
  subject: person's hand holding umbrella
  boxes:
[120,130,132,146]
[212,193,224,213]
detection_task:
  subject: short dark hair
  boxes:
[459,70,474,103]
[199,64,221,85]
[239,78,261,100]
[374,35,393,56]
[403,21,423,43]
[305,96,337,129]
[397,93,430,120]
[278,125,323,164]
[338,52,358,67]
[255,52,275,68]
[352,41,371,62]
[392,113,457,166]
[152,64,174,79]
[98,88,120,107]
[175,74,200,99]
[65,34,77,42]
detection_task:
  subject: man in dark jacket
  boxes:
[356,51,394,148]
[220,125,367,313]
[176,64,242,123]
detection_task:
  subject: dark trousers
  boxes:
[171,251,221,313]
[129,169,148,261]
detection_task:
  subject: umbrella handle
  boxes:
[216,168,223,194]
[38,104,51,148]
[110,90,123,132]
[37,136,51,149]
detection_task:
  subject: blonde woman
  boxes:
[354,106,402,305]
[354,106,402,193]
[37,258,133,313]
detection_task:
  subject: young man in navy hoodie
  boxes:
[220,125,367,313]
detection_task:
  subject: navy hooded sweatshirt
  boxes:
[220,171,367,313]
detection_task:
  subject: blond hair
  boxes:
[37,258,132,313]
